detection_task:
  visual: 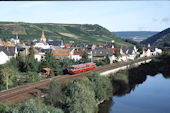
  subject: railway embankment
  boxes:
[100,59,152,76]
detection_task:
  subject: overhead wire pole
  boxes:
[91,51,93,63]
[6,76,8,90]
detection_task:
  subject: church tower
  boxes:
[40,31,46,42]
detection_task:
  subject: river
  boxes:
[99,73,170,113]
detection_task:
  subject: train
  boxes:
[67,62,96,74]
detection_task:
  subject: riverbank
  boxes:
[98,51,170,113]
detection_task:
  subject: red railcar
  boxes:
[67,62,96,74]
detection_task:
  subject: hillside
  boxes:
[113,31,158,42]
[0,22,130,46]
[141,28,170,47]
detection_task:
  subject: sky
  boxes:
[0,1,170,31]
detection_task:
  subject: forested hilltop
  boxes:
[141,28,170,47]
[0,22,130,46]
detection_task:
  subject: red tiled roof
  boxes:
[42,67,51,72]
[107,48,117,54]
[121,53,128,57]
[73,50,84,56]
[64,43,70,47]
[52,49,70,59]
[0,41,14,46]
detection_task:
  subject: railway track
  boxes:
[0,56,154,105]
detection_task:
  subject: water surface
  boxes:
[109,74,170,113]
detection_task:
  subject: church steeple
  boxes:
[40,31,46,42]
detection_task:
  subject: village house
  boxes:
[41,67,51,76]
[52,49,70,60]
[92,48,114,64]
[34,48,52,62]
[70,49,85,61]
[140,47,162,57]
[0,51,9,64]
[47,39,64,48]
[64,43,70,48]
[107,48,117,61]
[70,43,96,50]
[0,46,17,64]
[120,46,138,61]
[139,44,161,57]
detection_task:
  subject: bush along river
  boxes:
[99,51,170,113]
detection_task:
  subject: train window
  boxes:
[68,67,74,70]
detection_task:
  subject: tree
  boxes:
[12,99,64,113]
[0,66,14,89]
[45,80,66,107]
[40,51,61,76]
[59,58,74,74]
[16,53,27,72]
[104,55,110,64]
[115,48,121,57]
[137,45,143,54]
[25,47,39,72]
[64,82,97,113]
[81,52,89,63]
[0,104,11,113]
[26,72,40,83]
[87,73,113,102]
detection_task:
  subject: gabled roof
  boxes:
[107,48,117,54]
[47,39,63,46]
[40,49,52,53]
[0,41,14,46]
[64,43,70,48]
[73,50,84,56]
[52,49,70,59]
[92,48,113,57]
[33,47,41,54]
[42,67,51,72]
[121,53,128,57]
[144,47,155,52]
[0,46,15,56]
[121,46,134,55]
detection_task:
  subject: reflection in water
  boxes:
[109,74,170,113]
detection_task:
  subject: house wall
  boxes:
[0,51,9,64]
[70,55,82,61]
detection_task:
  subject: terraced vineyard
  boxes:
[0,22,131,45]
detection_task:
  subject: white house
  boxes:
[140,47,162,57]
[34,43,51,49]
[140,49,151,57]
[120,46,138,61]
[70,49,84,61]
[155,48,162,54]
[0,51,9,64]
